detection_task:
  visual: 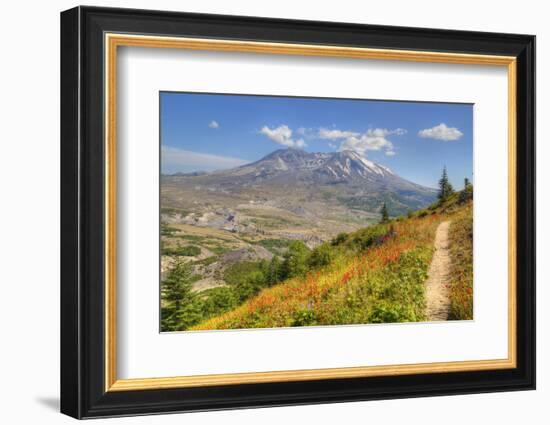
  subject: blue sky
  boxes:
[160,92,473,189]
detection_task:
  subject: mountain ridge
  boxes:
[165,148,436,210]
[162,148,437,238]
[169,149,431,188]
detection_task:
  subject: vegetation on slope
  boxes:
[161,240,329,331]
[190,216,443,330]
[161,245,201,257]
[161,171,474,332]
[447,203,474,320]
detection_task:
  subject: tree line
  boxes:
[438,165,473,204]
[379,165,473,224]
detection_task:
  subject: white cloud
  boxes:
[259,125,307,148]
[318,128,359,140]
[161,146,248,174]
[418,123,463,141]
[320,127,406,156]
[340,134,393,155]
[208,120,219,129]
[259,124,404,154]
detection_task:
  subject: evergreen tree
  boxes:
[459,176,473,204]
[266,256,283,286]
[308,244,334,269]
[161,260,202,331]
[380,202,389,223]
[438,166,454,202]
[233,270,267,302]
[200,287,238,317]
[282,241,310,279]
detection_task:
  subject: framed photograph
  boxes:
[60,6,535,419]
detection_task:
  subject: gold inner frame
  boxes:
[104,33,517,392]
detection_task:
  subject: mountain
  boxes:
[214,148,413,186]
[174,149,435,209]
[161,149,437,241]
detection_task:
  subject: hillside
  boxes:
[161,191,473,332]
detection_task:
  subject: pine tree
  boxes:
[266,256,283,286]
[161,260,201,331]
[282,241,310,279]
[308,244,334,268]
[459,176,473,204]
[438,166,454,202]
[380,202,389,223]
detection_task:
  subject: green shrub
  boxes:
[291,308,317,327]
[350,223,393,251]
[224,261,267,285]
[223,260,271,301]
[258,239,292,254]
[194,256,218,266]
[331,232,348,246]
[308,244,334,268]
[161,224,179,236]
[161,207,189,217]
[200,287,239,317]
[162,245,201,257]
[369,302,412,323]
[205,244,231,255]
[233,271,268,301]
[281,241,311,279]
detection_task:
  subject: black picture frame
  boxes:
[61,5,535,419]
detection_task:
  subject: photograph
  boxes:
[56,4,536,419]
[159,92,474,332]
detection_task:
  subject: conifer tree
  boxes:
[459,176,473,204]
[380,202,389,223]
[282,241,310,279]
[438,166,454,202]
[161,260,201,331]
[266,256,283,286]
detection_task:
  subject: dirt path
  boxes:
[425,221,452,321]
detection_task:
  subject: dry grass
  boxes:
[447,202,474,320]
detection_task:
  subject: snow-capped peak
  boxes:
[338,150,394,176]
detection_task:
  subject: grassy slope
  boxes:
[191,195,473,330]
[447,202,474,320]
